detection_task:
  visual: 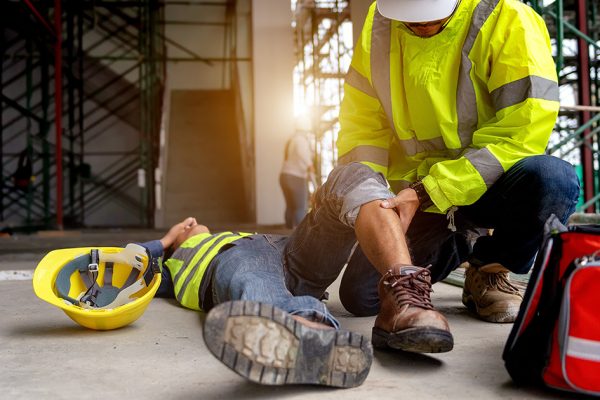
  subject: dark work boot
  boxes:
[372,266,453,353]
[203,300,373,387]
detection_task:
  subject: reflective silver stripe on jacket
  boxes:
[172,235,217,285]
[345,66,377,98]
[338,145,389,166]
[371,11,395,135]
[491,75,559,111]
[457,0,500,148]
[463,147,504,187]
[176,232,239,303]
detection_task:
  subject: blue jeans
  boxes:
[282,156,580,317]
[279,173,308,229]
[209,234,340,328]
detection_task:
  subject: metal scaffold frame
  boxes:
[292,0,352,184]
[1,0,167,229]
[2,0,253,231]
[1,0,85,230]
[530,0,600,212]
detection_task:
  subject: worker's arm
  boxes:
[137,220,199,258]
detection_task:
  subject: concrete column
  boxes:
[252,0,295,224]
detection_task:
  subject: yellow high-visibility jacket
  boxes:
[338,0,559,213]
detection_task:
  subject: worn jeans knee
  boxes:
[316,162,394,227]
[518,155,579,224]
[284,162,393,300]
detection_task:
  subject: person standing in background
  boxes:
[280,131,315,229]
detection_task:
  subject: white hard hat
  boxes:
[377,0,460,23]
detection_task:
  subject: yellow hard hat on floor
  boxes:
[33,243,161,330]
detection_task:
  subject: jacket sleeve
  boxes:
[139,240,164,259]
[422,3,559,212]
[337,5,393,176]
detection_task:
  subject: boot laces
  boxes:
[383,269,434,310]
[487,271,520,295]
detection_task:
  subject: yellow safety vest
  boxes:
[338,0,559,213]
[165,231,252,310]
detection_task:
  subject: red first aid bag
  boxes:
[503,224,600,396]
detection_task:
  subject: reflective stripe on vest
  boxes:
[169,232,250,310]
[172,235,216,285]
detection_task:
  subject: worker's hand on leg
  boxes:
[380,188,419,233]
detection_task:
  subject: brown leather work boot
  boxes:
[462,263,523,323]
[204,300,373,387]
[372,266,453,353]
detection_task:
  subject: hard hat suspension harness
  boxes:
[55,244,161,310]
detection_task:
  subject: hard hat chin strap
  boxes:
[79,249,101,307]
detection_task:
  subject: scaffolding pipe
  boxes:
[547,10,600,51]
[561,104,600,112]
[556,0,564,74]
[23,0,55,36]
[576,0,594,212]
[78,5,84,223]
[55,0,63,229]
[0,31,3,220]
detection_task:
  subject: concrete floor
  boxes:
[0,230,569,399]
